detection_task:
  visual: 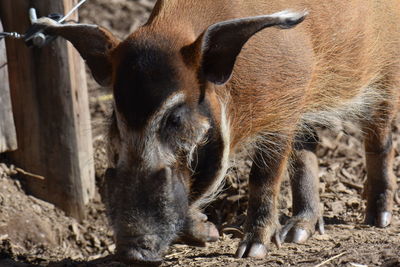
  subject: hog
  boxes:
[33,0,400,265]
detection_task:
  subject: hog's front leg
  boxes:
[235,141,291,259]
[179,207,219,246]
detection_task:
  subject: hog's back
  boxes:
[224,0,400,146]
[149,0,400,146]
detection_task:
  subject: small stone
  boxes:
[0,164,9,175]
[107,244,116,253]
[32,204,42,214]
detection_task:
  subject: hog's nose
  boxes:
[118,248,163,266]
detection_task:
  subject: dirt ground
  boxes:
[0,0,399,266]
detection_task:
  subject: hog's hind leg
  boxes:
[363,101,398,228]
[280,129,324,243]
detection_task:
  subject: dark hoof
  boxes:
[376,211,392,228]
[279,216,324,243]
[365,211,392,228]
[280,226,311,244]
[291,228,309,243]
[235,242,267,259]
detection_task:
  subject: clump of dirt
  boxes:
[0,163,114,266]
[0,0,399,266]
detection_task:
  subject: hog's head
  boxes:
[35,9,307,265]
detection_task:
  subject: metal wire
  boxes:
[0,32,24,40]
[58,0,87,23]
[0,0,87,42]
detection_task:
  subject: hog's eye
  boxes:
[167,113,181,128]
[165,105,186,130]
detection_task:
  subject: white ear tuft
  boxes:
[270,10,309,29]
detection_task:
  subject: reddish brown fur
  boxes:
[36,0,400,262]
[124,0,400,148]
[129,0,400,258]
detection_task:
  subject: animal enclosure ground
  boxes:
[0,0,399,266]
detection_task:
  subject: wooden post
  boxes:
[0,0,95,220]
[0,20,17,153]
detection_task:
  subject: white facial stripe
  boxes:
[194,98,231,208]
[140,93,187,169]
[113,92,189,172]
[115,92,212,173]
[147,92,186,132]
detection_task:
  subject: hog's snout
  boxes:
[115,233,167,265]
[103,166,189,265]
[117,244,163,266]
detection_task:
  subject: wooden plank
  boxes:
[0,0,95,220]
[0,20,17,153]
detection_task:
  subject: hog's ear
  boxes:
[195,10,308,85]
[30,18,120,86]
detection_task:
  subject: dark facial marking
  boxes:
[158,103,195,150]
[189,99,224,202]
[114,42,179,130]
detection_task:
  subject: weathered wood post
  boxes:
[0,20,17,153]
[0,0,95,220]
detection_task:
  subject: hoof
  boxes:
[376,211,392,228]
[365,211,392,228]
[235,242,267,259]
[279,216,323,243]
[291,228,309,243]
